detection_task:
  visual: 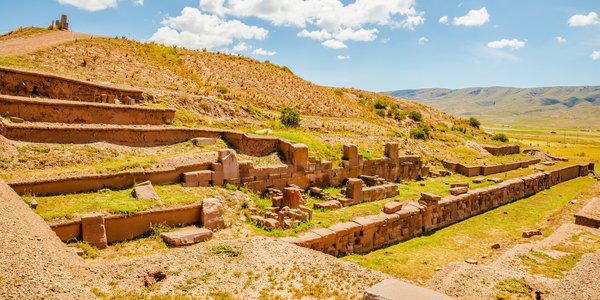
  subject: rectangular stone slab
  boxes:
[161,227,213,246]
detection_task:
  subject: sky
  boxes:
[1,1,599,91]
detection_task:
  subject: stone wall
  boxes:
[442,158,541,177]
[574,197,600,229]
[482,144,520,156]
[0,66,144,102]
[284,164,593,256]
[0,95,176,125]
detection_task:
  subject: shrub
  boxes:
[390,129,405,138]
[468,117,481,129]
[491,133,509,143]
[451,125,467,134]
[375,109,386,117]
[374,97,389,109]
[217,86,229,94]
[389,108,406,121]
[280,107,301,127]
[410,124,430,140]
[333,89,344,96]
[408,110,423,122]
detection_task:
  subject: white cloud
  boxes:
[418,37,428,45]
[58,0,117,11]
[337,55,351,60]
[487,38,526,50]
[380,37,390,43]
[132,0,143,6]
[149,7,268,50]
[568,12,599,27]
[321,39,347,49]
[593,51,600,60]
[453,7,490,27]
[252,48,277,56]
[555,36,566,44]
[199,0,425,48]
[438,16,448,24]
[232,42,250,51]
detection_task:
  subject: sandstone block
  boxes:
[132,182,161,201]
[10,117,24,123]
[522,230,542,238]
[488,177,504,183]
[346,178,364,202]
[314,200,342,210]
[218,149,239,181]
[343,144,359,167]
[472,177,486,184]
[282,187,304,209]
[449,186,469,196]
[384,201,403,214]
[290,143,309,172]
[450,182,469,188]
[191,137,216,147]
[201,198,225,230]
[263,218,280,229]
[384,142,399,161]
[420,192,442,202]
[81,213,107,249]
[161,227,213,246]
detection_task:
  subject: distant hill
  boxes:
[388,86,600,128]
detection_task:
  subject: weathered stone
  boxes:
[465,259,478,264]
[384,142,399,161]
[290,144,309,172]
[10,117,24,123]
[363,279,453,300]
[132,182,161,201]
[255,129,273,135]
[346,178,363,202]
[201,198,225,230]
[343,144,359,167]
[522,230,542,238]
[383,201,403,214]
[191,137,216,147]
[491,243,501,249]
[30,199,38,209]
[218,149,239,181]
[263,218,280,228]
[473,177,486,183]
[81,213,107,249]
[282,187,304,209]
[161,227,213,246]
[488,177,504,183]
[450,182,469,188]
[449,186,469,196]
[314,200,342,210]
[420,192,442,202]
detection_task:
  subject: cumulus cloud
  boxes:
[199,0,425,49]
[438,16,449,24]
[232,42,250,51]
[555,36,566,44]
[453,7,490,26]
[593,51,600,60]
[322,39,347,49]
[58,0,117,11]
[418,37,428,45]
[150,7,268,50]
[487,38,526,50]
[337,55,351,60]
[568,12,599,27]
[252,48,276,56]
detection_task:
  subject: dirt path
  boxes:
[0,31,95,56]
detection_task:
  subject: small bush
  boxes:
[375,109,386,117]
[374,97,389,109]
[451,125,467,133]
[333,89,344,96]
[217,86,229,94]
[468,117,481,129]
[280,107,301,128]
[491,133,509,143]
[408,110,423,122]
[410,124,430,140]
[224,183,238,191]
[390,129,405,138]
[389,108,406,121]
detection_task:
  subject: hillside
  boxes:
[389,86,600,129]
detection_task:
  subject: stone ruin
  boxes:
[52,14,69,31]
[249,185,312,229]
[313,175,399,210]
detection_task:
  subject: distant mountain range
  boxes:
[388,86,600,128]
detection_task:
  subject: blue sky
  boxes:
[1,1,599,91]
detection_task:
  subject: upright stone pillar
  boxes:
[81,213,107,249]
[218,149,239,182]
[346,178,363,204]
[384,142,399,161]
[290,143,308,172]
[343,144,359,168]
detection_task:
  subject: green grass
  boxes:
[520,250,582,279]
[273,129,340,161]
[342,176,596,283]
[23,185,217,221]
[495,277,531,294]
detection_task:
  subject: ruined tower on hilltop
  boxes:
[52,14,69,31]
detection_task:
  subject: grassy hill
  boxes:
[389,86,600,129]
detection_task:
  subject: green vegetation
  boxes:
[280,107,301,128]
[210,244,242,257]
[273,130,339,161]
[410,124,430,140]
[495,278,531,296]
[468,117,481,129]
[408,111,423,122]
[520,250,581,279]
[343,176,596,283]
[491,133,509,143]
[451,124,466,134]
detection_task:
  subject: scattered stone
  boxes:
[450,182,469,188]
[201,198,225,230]
[364,279,453,300]
[465,259,478,265]
[282,187,304,209]
[488,177,504,184]
[542,161,556,166]
[472,177,486,184]
[10,117,24,123]
[522,230,542,238]
[439,170,451,177]
[29,199,38,209]
[419,182,425,186]
[491,243,501,249]
[132,182,161,201]
[314,200,342,210]
[449,186,469,196]
[384,201,403,214]
[569,200,578,204]
[263,218,280,229]
[73,247,84,256]
[160,227,213,246]
[191,137,216,147]
[420,192,442,202]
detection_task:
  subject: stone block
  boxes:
[282,187,304,209]
[81,213,107,249]
[218,149,239,181]
[343,144,359,167]
[182,172,199,187]
[488,177,504,183]
[346,178,364,202]
[161,227,213,246]
[450,182,469,188]
[132,182,161,201]
[10,117,24,123]
[191,137,216,146]
[384,142,399,161]
[522,230,542,238]
[420,192,441,202]
[449,186,469,195]
[472,177,486,183]
[201,198,225,230]
[290,143,309,172]
[314,200,342,210]
[384,201,403,214]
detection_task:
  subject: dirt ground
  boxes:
[0,31,94,56]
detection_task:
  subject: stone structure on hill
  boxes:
[53,15,69,31]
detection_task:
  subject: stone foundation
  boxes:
[442,158,541,177]
[482,144,520,156]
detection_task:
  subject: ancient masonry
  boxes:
[284,163,594,256]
